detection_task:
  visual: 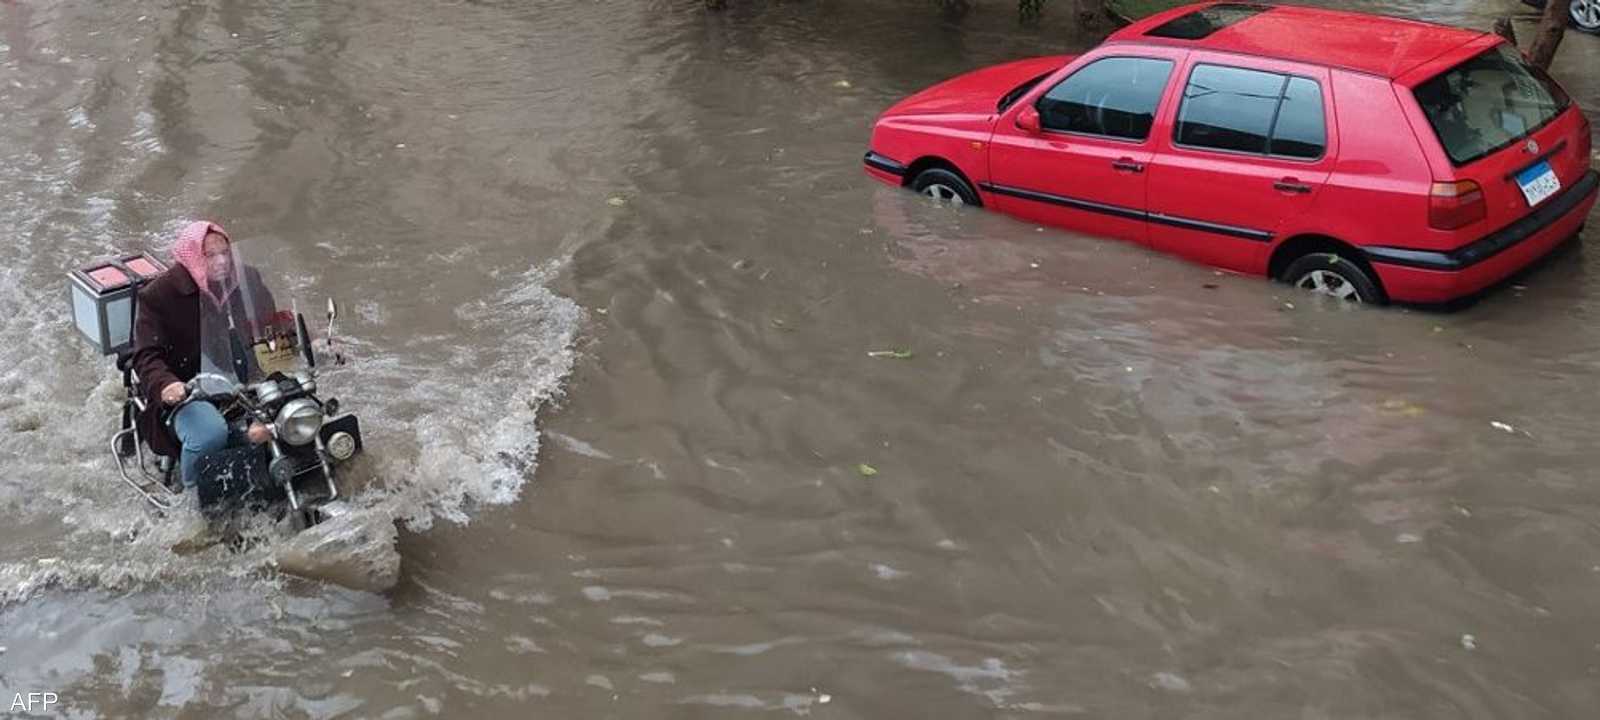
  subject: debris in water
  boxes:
[1202,283,1219,289]
[871,563,906,580]
[1396,533,1421,544]
[1029,262,1040,269]
[1151,672,1191,692]
[607,196,627,207]
[833,79,853,89]
[1380,399,1426,417]
[866,349,913,359]
[1461,634,1477,651]
[586,675,615,691]
[1283,302,1295,310]
[1490,421,1516,434]
[856,463,879,478]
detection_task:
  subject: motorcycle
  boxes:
[70,242,362,527]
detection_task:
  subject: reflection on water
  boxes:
[1,0,1598,716]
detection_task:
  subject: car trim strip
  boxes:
[1148,211,1274,242]
[978,182,1274,242]
[1365,169,1598,271]
[863,152,907,177]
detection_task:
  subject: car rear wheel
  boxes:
[1574,0,1600,32]
[910,168,979,208]
[1282,253,1383,304]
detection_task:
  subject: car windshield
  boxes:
[997,71,1054,113]
[1412,45,1570,166]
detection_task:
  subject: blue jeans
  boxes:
[172,402,230,488]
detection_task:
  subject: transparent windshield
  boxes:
[197,241,305,385]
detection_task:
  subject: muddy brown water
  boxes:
[2,0,1599,717]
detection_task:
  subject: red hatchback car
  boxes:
[863,2,1598,304]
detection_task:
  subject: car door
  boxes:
[1145,53,1338,273]
[987,47,1188,246]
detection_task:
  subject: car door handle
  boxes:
[1274,178,1312,194]
[1111,158,1144,173]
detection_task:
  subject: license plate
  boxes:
[1515,160,1561,207]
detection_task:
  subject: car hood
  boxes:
[881,55,1072,118]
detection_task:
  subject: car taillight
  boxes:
[1429,180,1486,230]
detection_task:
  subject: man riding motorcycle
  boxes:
[130,221,275,488]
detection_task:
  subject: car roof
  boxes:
[1106,2,1489,79]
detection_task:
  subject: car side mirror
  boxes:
[1015,106,1042,134]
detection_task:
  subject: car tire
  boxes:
[1573,0,1600,33]
[910,168,980,207]
[1282,253,1384,304]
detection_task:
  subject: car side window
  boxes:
[1174,64,1326,160]
[1270,78,1326,159]
[1035,57,1174,141]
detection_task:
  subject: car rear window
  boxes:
[1412,45,1571,166]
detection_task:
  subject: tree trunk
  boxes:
[1492,16,1518,48]
[1525,0,1569,69]
[1070,0,1105,29]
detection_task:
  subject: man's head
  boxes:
[202,230,233,281]
[172,220,235,304]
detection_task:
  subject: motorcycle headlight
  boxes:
[274,398,324,446]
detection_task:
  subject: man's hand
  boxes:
[247,423,272,445]
[160,381,187,406]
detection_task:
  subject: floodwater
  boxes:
[2,0,1598,717]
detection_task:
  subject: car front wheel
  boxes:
[910,168,980,207]
[1282,253,1384,304]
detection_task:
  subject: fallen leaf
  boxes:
[857,464,878,477]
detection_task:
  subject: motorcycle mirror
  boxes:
[325,297,346,366]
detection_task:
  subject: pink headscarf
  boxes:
[171,220,234,306]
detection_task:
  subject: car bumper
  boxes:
[1364,170,1598,303]
[864,151,907,186]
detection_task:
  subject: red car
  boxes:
[864,2,1598,304]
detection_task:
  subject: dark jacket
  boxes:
[131,265,275,457]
